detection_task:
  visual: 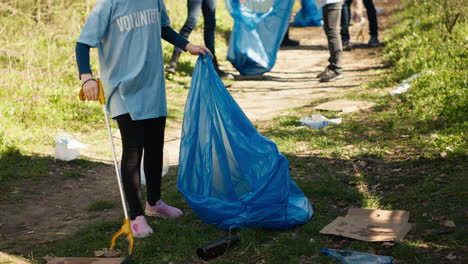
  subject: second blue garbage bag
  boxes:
[293,0,323,27]
[177,56,313,230]
[225,0,294,76]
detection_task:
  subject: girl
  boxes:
[76,0,211,238]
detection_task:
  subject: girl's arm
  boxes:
[161,26,189,51]
[161,26,212,57]
[75,42,99,101]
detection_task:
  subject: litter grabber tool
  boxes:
[80,79,134,254]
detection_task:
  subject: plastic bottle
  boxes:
[196,236,240,261]
[54,133,88,161]
[322,248,394,264]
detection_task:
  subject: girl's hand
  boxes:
[81,74,99,101]
[185,43,213,58]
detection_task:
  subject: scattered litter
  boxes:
[382,241,396,247]
[54,133,88,161]
[314,100,376,113]
[196,236,240,261]
[443,220,456,228]
[300,114,342,129]
[389,73,420,95]
[46,258,124,264]
[376,8,385,14]
[322,248,394,264]
[446,253,457,260]
[320,208,412,242]
[94,248,122,258]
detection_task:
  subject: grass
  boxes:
[1,0,467,263]
[87,200,117,212]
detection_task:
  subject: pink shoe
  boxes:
[131,215,153,238]
[145,200,184,219]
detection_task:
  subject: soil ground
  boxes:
[0,0,400,256]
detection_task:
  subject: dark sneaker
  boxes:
[319,69,344,82]
[316,66,331,78]
[165,61,177,74]
[216,69,234,80]
[281,38,300,47]
[342,40,353,51]
[368,36,380,47]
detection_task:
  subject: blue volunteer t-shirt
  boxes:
[78,0,170,120]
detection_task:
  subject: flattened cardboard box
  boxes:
[320,208,412,242]
[47,258,124,264]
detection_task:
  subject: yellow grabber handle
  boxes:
[79,78,106,105]
[79,79,134,255]
[110,218,135,255]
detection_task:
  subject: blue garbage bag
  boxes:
[177,56,313,230]
[225,0,294,76]
[293,0,323,27]
[322,248,394,264]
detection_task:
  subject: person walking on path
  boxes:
[165,0,233,79]
[315,0,344,82]
[76,0,211,238]
[341,0,380,50]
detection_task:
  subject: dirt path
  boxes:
[0,0,399,256]
[165,0,397,165]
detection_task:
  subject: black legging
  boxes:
[115,113,166,220]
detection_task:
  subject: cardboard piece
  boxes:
[314,100,376,113]
[320,208,412,242]
[47,258,125,264]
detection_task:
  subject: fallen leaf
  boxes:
[395,184,405,189]
[446,253,456,260]
[94,248,121,257]
[443,220,456,228]
[382,242,396,247]
[434,177,448,183]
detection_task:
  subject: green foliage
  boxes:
[380,0,468,156]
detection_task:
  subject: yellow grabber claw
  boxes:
[110,218,134,254]
[79,78,135,255]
